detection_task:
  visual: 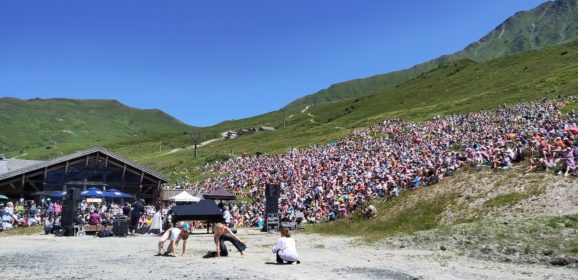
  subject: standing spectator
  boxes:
[54,201,62,216]
[29,202,37,216]
[15,201,24,214]
[130,199,145,234]
[222,206,232,227]
[149,203,163,235]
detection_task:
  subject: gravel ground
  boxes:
[1,228,576,280]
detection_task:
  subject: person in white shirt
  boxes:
[157,227,189,257]
[149,204,163,235]
[222,206,232,227]
[272,228,300,264]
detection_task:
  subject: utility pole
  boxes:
[283,108,286,129]
[159,141,162,153]
[191,134,205,158]
[313,98,317,111]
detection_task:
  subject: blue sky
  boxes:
[0,0,546,126]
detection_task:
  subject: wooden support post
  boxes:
[21,174,26,196]
[122,164,127,192]
[29,182,39,192]
[139,171,145,192]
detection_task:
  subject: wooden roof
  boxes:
[0,147,168,183]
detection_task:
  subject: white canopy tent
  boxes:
[168,191,201,202]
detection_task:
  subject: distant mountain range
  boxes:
[2,0,578,165]
[0,98,194,152]
[288,0,578,108]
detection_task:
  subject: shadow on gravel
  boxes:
[334,267,418,280]
[264,262,298,265]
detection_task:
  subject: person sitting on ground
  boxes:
[157,227,189,257]
[88,210,101,225]
[272,228,300,264]
[205,223,247,258]
[43,215,53,234]
[74,214,86,226]
[364,204,377,219]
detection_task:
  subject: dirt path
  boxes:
[0,229,575,280]
[302,105,349,130]
[160,137,222,156]
[10,153,28,159]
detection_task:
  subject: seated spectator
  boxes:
[88,210,101,225]
[364,204,377,219]
[43,216,53,234]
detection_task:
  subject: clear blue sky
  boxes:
[0,0,546,126]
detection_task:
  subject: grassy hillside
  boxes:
[312,39,578,128]
[5,39,578,183]
[306,167,578,265]
[146,39,578,178]
[0,98,195,153]
[288,0,578,108]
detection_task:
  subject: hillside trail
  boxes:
[10,153,29,159]
[160,138,221,156]
[301,105,349,131]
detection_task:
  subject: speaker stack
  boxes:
[264,184,281,232]
[112,215,129,237]
[61,188,80,237]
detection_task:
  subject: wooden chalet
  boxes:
[0,147,168,201]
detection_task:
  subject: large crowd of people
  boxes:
[178,97,578,227]
[0,197,174,235]
[3,97,577,235]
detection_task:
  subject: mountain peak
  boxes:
[288,0,578,108]
[460,0,578,61]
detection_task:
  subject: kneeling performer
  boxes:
[158,227,189,257]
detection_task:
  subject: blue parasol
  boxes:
[49,191,67,198]
[103,189,132,198]
[80,188,104,198]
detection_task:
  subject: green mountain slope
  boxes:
[0,98,195,152]
[312,39,578,127]
[133,39,578,177]
[288,0,578,108]
[4,40,578,181]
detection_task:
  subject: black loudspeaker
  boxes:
[266,184,281,198]
[112,216,129,237]
[265,197,279,214]
[61,188,80,237]
[263,184,281,232]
